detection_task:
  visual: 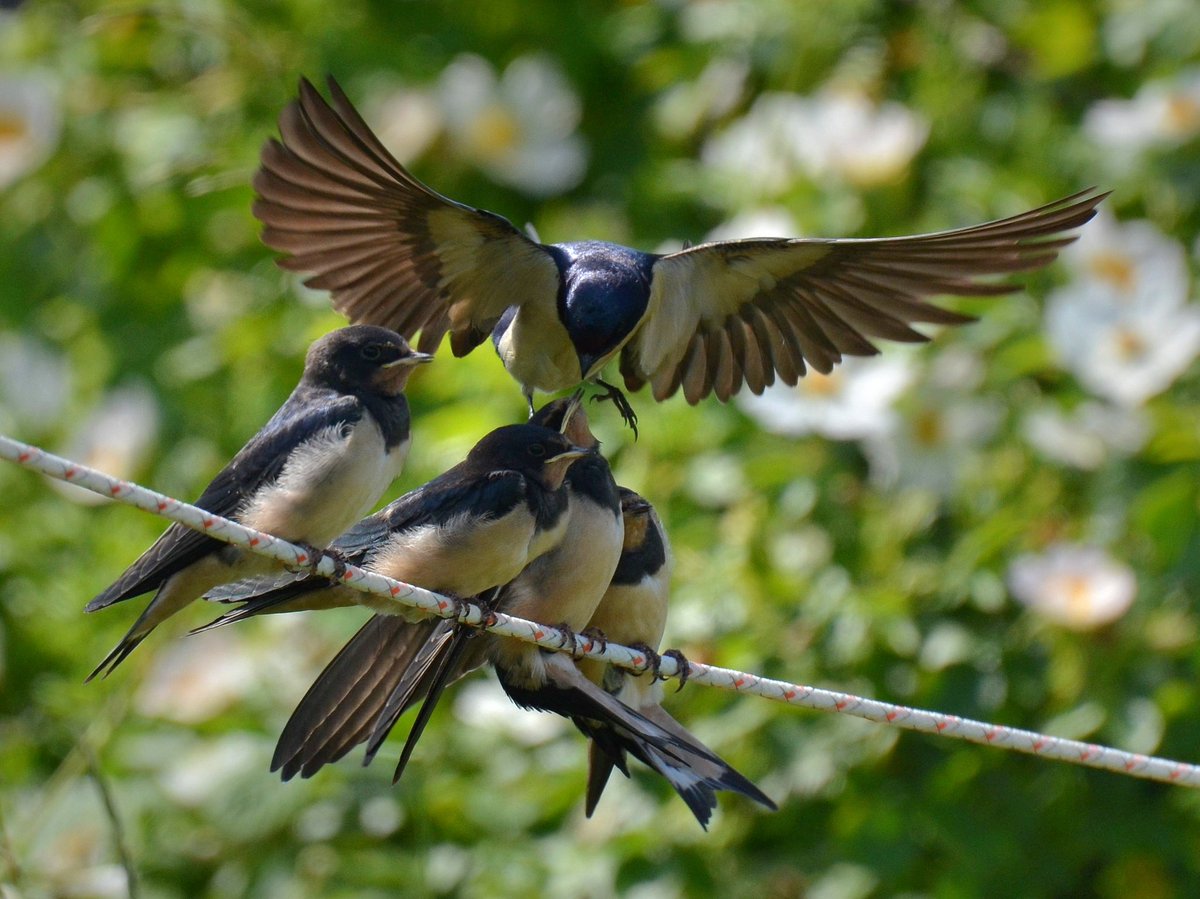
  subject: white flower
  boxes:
[0,332,70,435]
[1084,67,1200,154]
[702,89,927,195]
[737,354,915,441]
[1007,544,1136,630]
[54,383,160,505]
[371,85,442,165]
[1045,278,1200,407]
[1062,210,1189,313]
[438,53,587,195]
[0,72,60,189]
[1022,401,1149,470]
[701,93,811,196]
[797,90,928,187]
[653,56,748,139]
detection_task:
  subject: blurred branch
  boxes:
[83,743,139,899]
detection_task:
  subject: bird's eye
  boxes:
[527,444,546,458]
[361,344,383,361]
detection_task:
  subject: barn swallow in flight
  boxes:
[253,76,1105,428]
[200,422,590,779]
[84,325,430,680]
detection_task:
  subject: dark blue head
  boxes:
[550,242,657,378]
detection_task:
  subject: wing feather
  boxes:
[255,77,560,356]
[623,189,1106,403]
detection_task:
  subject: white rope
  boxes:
[3,432,1197,788]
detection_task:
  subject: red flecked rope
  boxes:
[3,432,1196,788]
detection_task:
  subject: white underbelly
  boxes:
[240,416,408,545]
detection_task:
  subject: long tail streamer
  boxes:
[2,433,1196,788]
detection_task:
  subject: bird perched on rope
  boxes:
[84,325,431,680]
[214,397,618,779]
[253,76,1106,430]
[576,488,710,818]
[197,422,591,779]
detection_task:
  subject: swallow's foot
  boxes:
[628,642,662,678]
[592,379,639,439]
[292,542,343,576]
[553,621,581,656]
[580,626,608,654]
[661,649,691,691]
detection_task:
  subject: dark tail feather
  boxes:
[272,614,437,779]
[390,624,477,783]
[191,578,329,635]
[585,740,623,817]
[500,654,773,828]
[84,631,146,683]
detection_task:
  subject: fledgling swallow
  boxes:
[254,76,1105,426]
[578,488,774,823]
[200,422,591,780]
[359,395,624,780]
[84,325,431,680]
[231,397,620,781]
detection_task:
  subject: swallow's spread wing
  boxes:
[254,77,561,356]
[621,188,1107,404]
[86,390,365,611]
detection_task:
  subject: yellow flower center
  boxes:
[1090,254,1135,294]
[800,370,842,397]
[912,408,943,446]
[1060,574,1094,618]
[0,113,30,143]
[1164,95,1200,136]
[466,104,520,157]
[1115,328,1146,360]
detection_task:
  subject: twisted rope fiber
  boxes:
[4,432,1197,788]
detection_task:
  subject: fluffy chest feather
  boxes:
[240,416,408,546]
[367,502,543,599]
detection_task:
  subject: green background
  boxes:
[1,1,1199,897]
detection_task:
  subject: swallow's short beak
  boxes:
[545,445,591,466]
[623,497,652,515]
[385,351,435,368]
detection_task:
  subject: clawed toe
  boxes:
[661,649,691,691]
[580,626,608,654]
[554,622,580,655]
[628,642,662,678]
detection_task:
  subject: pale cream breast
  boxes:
[497,303,581,393]
[367,503,541,598]
[241,417,409,546]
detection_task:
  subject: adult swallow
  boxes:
[201,422,590,779]
[253,76,1105,424]
[577,488,772,822]
[84,325,431,680]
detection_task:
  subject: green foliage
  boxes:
[2,1,1199,896]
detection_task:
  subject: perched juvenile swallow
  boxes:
[84,325,430,680]
[577,489,771,822]
[204,422,590,779]
[254,76,1105,424]
[240,397,618,780]
[360,396,624,779]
